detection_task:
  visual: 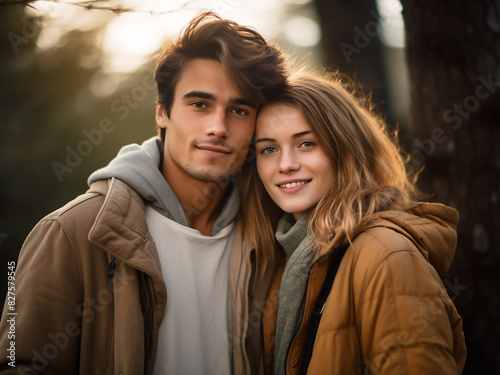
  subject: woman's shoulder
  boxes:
[343,224,447,300]
[349,225,419,263]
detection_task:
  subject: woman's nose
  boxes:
[278,149,300,173]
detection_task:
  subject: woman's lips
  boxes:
[276,179,311,193]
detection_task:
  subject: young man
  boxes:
[0,12,288,374]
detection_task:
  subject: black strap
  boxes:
[299,245,348,375]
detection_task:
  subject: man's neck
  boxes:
[162,166,229,236]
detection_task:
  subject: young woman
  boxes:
[239,72,466,374]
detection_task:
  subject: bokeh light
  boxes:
[284,16,321,47]
[376,0,405,48]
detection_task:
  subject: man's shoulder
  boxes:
[42,179,110,228]
[42,178,146,236]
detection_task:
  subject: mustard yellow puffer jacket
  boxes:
[263,203,466,374]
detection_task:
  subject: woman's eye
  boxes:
[300,141,316,148]
[260,146,277,154]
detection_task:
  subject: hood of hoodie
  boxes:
[353,202,459,277]
[87,136,239,235]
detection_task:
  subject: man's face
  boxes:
[156,59,257,185]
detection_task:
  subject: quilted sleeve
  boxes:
[357,247,466,374]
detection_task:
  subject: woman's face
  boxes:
[255,103,335,220]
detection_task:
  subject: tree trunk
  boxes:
[401,0,500,373]
[314,0,391,119]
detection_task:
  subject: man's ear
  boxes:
[155,105,168,128]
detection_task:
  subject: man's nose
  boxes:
[206,109,229,138]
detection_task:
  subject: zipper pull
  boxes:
[107,257,117,278]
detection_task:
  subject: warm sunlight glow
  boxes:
[101,14,165,73]
[24,0,320,76]
[376,0,405,48]
[98,0,288,73]
[27,1,109,51]
[284,16,321,47]
[282,0,313,5]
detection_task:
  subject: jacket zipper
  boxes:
[107,257,117,278]
[283,237,339,370]
[283,280,308,373]
[284,260,322,371]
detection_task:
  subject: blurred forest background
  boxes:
[0,0,499,373]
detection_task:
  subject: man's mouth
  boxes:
[196,145,231,154]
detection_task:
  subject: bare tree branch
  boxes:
[0,0,194,15]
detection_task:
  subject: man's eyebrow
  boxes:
[182,91,215,100]
[182,91,256,109]
[231,98,257,109]
[255,130,311,143]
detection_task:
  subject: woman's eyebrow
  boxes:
[291,130,311,138]
[255,130,311,144]
[255,137,275,143]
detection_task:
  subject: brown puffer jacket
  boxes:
[0,178,274,375]
[262,203,467,374]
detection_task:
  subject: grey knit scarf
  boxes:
[273,214,317,375]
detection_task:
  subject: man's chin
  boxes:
[188,168,234,186]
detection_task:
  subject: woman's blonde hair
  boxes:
[239,71,417,277]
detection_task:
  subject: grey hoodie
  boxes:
[87,136,239,235]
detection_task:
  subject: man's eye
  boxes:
[232,107,248,115]
[191,102,206,108]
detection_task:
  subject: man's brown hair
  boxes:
[154,11,288,140]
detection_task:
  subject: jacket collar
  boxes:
[87,178,164,283]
